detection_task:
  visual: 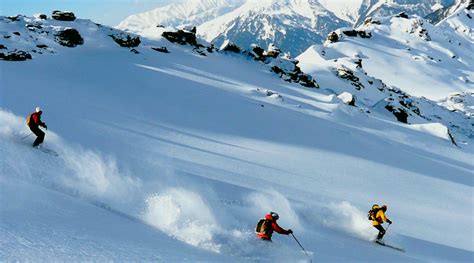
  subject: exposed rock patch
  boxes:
[52,10,76,21]
[54,28,84,47]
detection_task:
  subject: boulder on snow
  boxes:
[7,15,21,22]
[109,33,141,48]
[220,40,241,53]
[385,104,409,123]
[54,28,84,47]
[38,14,47,20]
[338,92,356,106]
[395,12,409,19]
[0,50,32,61]
[327,31,339,43]
[363,17,381,26]
[342,30,372,38]
[52,10,76,21]
[0,44,6,49]
[266,44,281,58]
[151,46,169,53]
[162,29,201,47]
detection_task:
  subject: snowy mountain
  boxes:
[116,0,246,39]
[118,0,458,56]
[1,7,474,262]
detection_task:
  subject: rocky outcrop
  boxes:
[54,28,84,47]
[342,30,372,38]
[52,10,76,21]
[327,32,339,43]
[337,66,364,90]
[0,50,32,61]
[151,46,169,53]
[162,29,202,47]
[385,104,408,123]
[220,40,241,53]
[109,33,140,48]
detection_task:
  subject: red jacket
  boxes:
[29,111,45,127]
[257,214,290,240]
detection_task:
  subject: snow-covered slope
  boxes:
[1,12,473,262]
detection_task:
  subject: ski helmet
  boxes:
[36,106,42,112]
[381,205,387,211]
[270,211,279,220]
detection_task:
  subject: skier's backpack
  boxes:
[368,204,380,221]
[256,218,271,235]
[26,113,33,126]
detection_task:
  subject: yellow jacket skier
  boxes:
[369,205,392,241]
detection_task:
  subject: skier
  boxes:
[256,211,293,241]
[27,106,48,147]
[370,205,392,242]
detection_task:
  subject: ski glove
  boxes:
[287,229,293,234]
[43,124,48,130]
[386,219,392,224]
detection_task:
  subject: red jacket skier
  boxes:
[256,212,292,241]
[27,106,47,147]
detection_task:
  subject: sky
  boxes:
[0,0,178,26]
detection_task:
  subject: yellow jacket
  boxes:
[372,209,389,226]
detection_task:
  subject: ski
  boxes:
[36,147,59,156]
[375,240,405,252]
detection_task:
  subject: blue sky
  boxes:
[1,0,178,26]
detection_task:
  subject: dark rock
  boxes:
[130,48,139,54]
[36,44,48,49]
[337,67,364,90]
[342,30,358,37]
[156,24,165,28]
[193,48,207,56]
[38,14,47,19]
[4,35,11,39]
[220,41,241,53]
[363,17,381,25]
[385,105,408,123]
[327,31,339,43]
[162,30,200,47]
[0,50,32,61]
[354,59,362,68]
[109,34,140,48]
[7,15,21,22]
[206,44,215,53]
[251,45,265,60]
[54,28,84,47]
[342,30,372,38]
[151,46,169,53]
[395,12,409,19]
[13,32,21,36]
[52,10,76,21]
[358,31,372,38]
[0,44,6,49]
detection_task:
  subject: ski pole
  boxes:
[21,132,33,140]
[291,233,312,263]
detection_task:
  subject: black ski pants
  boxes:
[374,224,386,240]
[30,125,45,147]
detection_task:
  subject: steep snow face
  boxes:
[1,13,474,262]
[116,0,246,34]
[198,0,350,56]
